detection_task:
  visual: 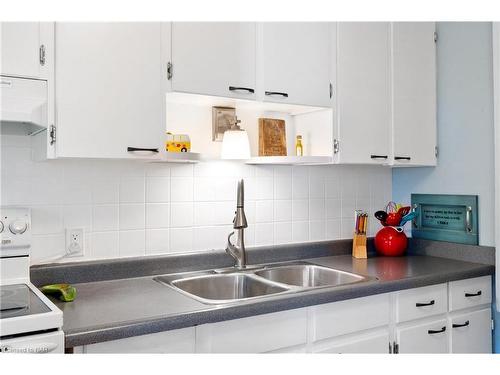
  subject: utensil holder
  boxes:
[352,232,367,259]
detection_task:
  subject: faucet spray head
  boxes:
[233,179,248,229]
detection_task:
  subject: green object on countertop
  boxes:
[40,283,77,302]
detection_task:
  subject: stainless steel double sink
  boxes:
[155,262,371,304]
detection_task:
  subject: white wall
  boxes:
[0,134,391,264]
[392,22,495,247]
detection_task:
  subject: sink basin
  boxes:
[158,273,289,304]
[254,264,366,288]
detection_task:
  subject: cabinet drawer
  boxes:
[450,308,492,353]
[395,283,447,323]
[396,318,449,353]
[195,308,307,353]
[310,294,390,342]
[449,276,492,311]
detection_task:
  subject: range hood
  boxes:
[0,76,48,135]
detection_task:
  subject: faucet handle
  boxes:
[226,231,237,257]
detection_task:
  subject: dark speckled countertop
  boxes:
[47,253,494,348]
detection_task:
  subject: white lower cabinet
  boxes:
[393,276,492,354]
[449,308,492,353]
[396,318,449,353]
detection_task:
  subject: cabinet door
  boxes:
[313,329,390,353]
[1,22,53,79]
[396,318,449,353]
[335,22,391,164]
[259,22,331,107]
[171,22,256,100]
[196,308,307,353]
[55,23,165,158]
[450,308,492,353]
[392,22,437,166]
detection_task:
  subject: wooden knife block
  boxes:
[352,233,367,259]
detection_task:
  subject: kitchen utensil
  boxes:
[374,226,408,256]
[385,201,397,213]
[400,211,417,226]
[354,211,368,234]
[397,206,411,217]
[374,210,388,222]
[385,212,403,226]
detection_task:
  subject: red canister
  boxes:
[374,226,408,256]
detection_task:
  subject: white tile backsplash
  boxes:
[1,135,392,264]
[119,204,145,230]
[146,176,170,203]
[146,228,170,255]
[145,203,170,229]
[120,177,145,203]
[119,230,145,257]
[92,205,119,232]
[170,202,194,228]
[170,177,194,202]
[92,231,119,259]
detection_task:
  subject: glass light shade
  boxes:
[221,129,251,160]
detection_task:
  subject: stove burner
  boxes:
[0,284,50,319]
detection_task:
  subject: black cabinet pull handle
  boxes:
[452,320,470,328]
[428,326,446,335]
[127,147,159,153]
[228,86,254,93]
[370,155,388,159]
[395,156,411,161]
[416,300,435,307]
[465,291,482,297]
[265,91,289,98]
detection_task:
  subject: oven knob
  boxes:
[0,220,3,233]
[9,220,27,234]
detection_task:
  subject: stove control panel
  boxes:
[0,207,31,253]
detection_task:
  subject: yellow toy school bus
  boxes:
[166,132,191,153]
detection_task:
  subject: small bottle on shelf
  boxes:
[295,135,303,156]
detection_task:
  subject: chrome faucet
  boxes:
[226,179,248,269]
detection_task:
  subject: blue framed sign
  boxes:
[411,194,478,245]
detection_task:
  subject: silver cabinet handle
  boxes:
[465,206,472,232]
[39,45,46,66]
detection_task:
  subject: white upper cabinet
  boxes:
[258,22,332,107]
[334,22,391,164]
[1,22,54,79]
[170,22,256,100]
[54,23,166,159]
[392,22,437,166]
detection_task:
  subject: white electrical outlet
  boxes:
[66,228,84,257]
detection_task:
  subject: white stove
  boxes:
[0,207,64,353]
